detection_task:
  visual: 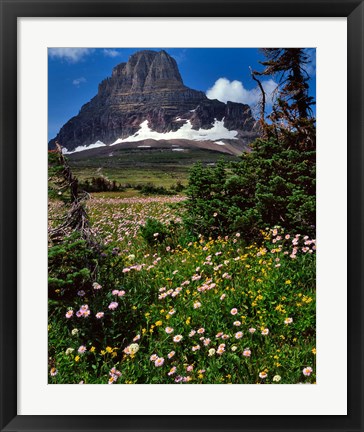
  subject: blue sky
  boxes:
[48,48,316,141]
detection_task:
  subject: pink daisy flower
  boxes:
[168,366,177,376]
[217,344,226,355]
[303,367,313,376]
[167,351,175,359]
[154,357,165,367]
[108,302,118,310]
[65,310,73,319]
[230,308,238,315]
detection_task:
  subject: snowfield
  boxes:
[62,119,236,154]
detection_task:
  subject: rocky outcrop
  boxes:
[49,50,259,152]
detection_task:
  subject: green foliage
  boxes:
[79,177,125,193]
[170,181,185,193]
[139,218,169,245]
[184,137,315,240]
[48,232,97,299]
[139,183,173,196]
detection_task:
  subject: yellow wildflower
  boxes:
[90,346,96,353]
[312,348,317,355]
[155,320,163,326]
[75,355,80,362]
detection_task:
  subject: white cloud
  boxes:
[206,77,277,107]
[103,49,122,58]
[48,48,93,62]
[72,77,87,87]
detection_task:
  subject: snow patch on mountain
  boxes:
[62,140,106,154]
[111,119,238,145]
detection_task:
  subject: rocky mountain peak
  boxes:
[49,49,259,152]
[108,50,184,93]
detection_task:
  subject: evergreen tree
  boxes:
[253,48,315,150]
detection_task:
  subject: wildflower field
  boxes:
[48,192,316,384]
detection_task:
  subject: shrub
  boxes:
[48,232,97,300]
[139,218,169,245]
[170,181,185,193]
[140,183,172,196]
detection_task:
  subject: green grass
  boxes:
[68,148,238,188]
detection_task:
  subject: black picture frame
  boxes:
[1,0,363,431]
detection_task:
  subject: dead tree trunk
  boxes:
[49,143,98,248]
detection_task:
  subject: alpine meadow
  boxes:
[48,48,316,384]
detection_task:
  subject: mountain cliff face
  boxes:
[49,50,259,152]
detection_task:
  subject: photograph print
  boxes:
[48,47,316,384]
